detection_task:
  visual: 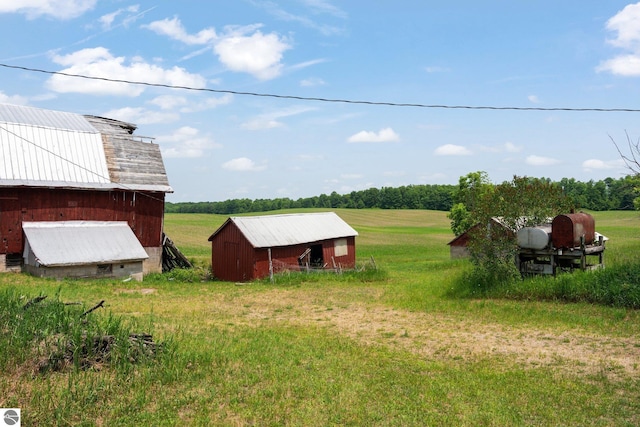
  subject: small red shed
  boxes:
[208,212,358,282]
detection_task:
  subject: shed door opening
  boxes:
[310,244,324,268]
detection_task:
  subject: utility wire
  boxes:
[2,62,639,113]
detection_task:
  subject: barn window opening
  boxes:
[5,253,22,268]
[310,244,324,268]
[334,238,348,257]
[97,264,113,275]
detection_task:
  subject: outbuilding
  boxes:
[22,221,149,280]
[447,217,516,259]
[208,212,358,282]
[0,103,173,277]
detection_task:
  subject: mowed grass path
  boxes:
[1,209,639,425]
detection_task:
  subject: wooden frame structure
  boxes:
[517,235,606,276]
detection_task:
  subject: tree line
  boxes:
[165,175,639,215]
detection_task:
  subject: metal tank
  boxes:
[551,213,595,249]
[517,225,551,250]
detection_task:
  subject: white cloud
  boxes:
[347,127,400,143]
[0,0,97,20]
[582,158,625,171]
[101,107,179,125]
[300,77,326,87]
[605,2,640,50]
[214,27,291,80]
[222,157,267,172]
[528,95,540,103]
[148,95,188,110]
[158,126,221,158]
[288,59,328,72]
[180,94,234,113]
[597,2,640,76]
[98,5,140,30]
[241,105,316,130]
[300,0,348,19]
[254,0,346,35]
[0,91,28,105]
[145,18,291,80]
[143,17,217,45]
[525,155,560,166]
[596,54,640,76]
[504,142,522,153]
[479,141,523,153]
[46,47,206,96]
[434,144,472,156]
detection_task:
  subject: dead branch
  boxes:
[80,300,105,317]
[23,295,47,310]
[609,131,640,175]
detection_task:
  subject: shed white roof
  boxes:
[0,103,172,192]
[211,212,358,248]
[23,221,149,267]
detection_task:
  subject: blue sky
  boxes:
[1,1,639,202]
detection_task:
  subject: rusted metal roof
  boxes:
[210,212,358,248]
[0,103,172,192]
[22,221,149,267]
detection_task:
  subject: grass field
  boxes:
[1,209,639,426]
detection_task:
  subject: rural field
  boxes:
[2,208,640,426]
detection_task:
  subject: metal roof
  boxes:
[210,212,358,248]
[0,103,97,132]
[0,103,172,193]
[22,221,149,267]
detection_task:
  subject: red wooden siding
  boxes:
[0,188,164,254]
[210,221,357,282]
[210,221,256,282]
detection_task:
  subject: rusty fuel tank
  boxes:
[551,212,595,249]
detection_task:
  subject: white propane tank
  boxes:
[517,225,551,250]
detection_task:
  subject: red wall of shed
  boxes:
[210,223,357,282]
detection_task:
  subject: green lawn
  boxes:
[1,209,639,426]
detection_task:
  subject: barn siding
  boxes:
[0,188,164,254]
[253,236,357,279]
[210,222,256,282]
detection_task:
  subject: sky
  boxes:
[1,1,640,203]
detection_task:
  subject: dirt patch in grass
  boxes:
[211,289,640,379]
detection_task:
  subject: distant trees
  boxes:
[165,175,638,216]
[165,184,455,214]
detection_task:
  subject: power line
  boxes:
[2,62,639,113]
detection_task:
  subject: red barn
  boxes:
[0,103,172,278]
[208,212,358,282]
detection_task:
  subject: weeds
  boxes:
[260,262,388,286]
[0,288,167,375]
[450,259,640,309]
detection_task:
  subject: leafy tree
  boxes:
[448,171,493,236]
[467,175,575,286]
